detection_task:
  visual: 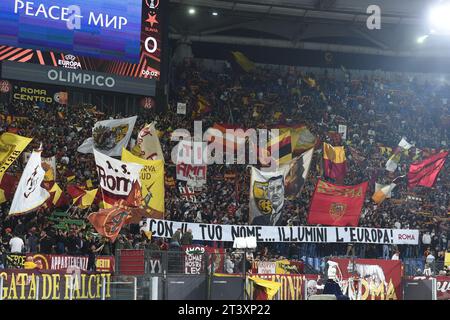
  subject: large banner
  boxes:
[121,148,164,218]
[144,218,419,245]
[93,149,142,207]
[328,258,403,300]
[5,253,114,272]
[182,245,225,275]
[0,270,111,300]
[250,167,286,226]
[307,179,368,227]
[0,132,32,181]
[176,163,207,186]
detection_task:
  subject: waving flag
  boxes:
[77,116,137,156]
[231,51,255,72]
[9,151,50,215]
[94,149,143,208]
[122,148,165,218]
[307,179,368,227]
[0,133,33,181]
[0,174,19,204]
[131,122,165,161]
[372,183,396,204]
[408,151,448,189]
[249,276,282,300]
[259,129,293,166]
[88,208,130,243]
[385,138,413,172]
[291,126,317,154]
[323,143,347,183]
[280,148,313,199]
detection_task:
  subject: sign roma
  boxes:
[328,258,402,300]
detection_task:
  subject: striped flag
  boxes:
[323,143,347,183]
[372,183,396,204]
[269,130,292,166]
[257,129,293,167]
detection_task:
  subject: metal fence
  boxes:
[115,249,250,276]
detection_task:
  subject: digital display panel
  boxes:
[0,0,163,80]
[0,0,142,63]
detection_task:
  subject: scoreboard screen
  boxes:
[0,0,163,80]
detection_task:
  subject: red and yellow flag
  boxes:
[308,179,368,227]
[88,208,130,242]
[323,143,347,183]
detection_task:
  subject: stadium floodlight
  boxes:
[212,11,219,16]
[188,7,196,15]
[417,35,429,44]
[428,2,450,35]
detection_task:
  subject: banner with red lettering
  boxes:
[4,253,116,272]
[307,179,368,227]
[327,258,403,300]
[93,149,143,207]
[436,276,450,300]
[176,163,207,187]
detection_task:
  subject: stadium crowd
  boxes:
[0,58,449,273]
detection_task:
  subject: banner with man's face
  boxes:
[250,167,286,226]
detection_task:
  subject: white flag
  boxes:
[9,151,50,215]
[375,183,395,198]
[77,116,137,156]
[398,138,412,150]
[338,125,347,140]
[177,102,187,115]
[385,138,412,172]
[131,122,165,162]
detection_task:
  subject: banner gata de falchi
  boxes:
[0,270,112,300]
[145,219,420,245]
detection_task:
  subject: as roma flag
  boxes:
[308,179,368,227]
[408,151,448,189]
[88,208,130,243]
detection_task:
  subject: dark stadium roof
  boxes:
[167,0,450,72]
